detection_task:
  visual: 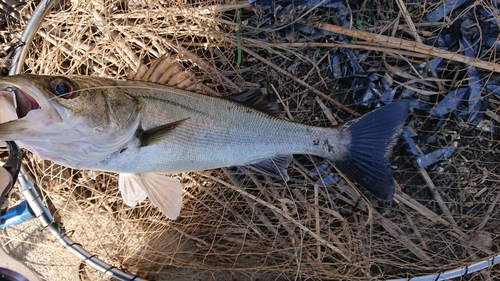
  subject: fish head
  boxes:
[0,74,141,168]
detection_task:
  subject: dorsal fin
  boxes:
[226,89,284,118]
[128,55,203,93]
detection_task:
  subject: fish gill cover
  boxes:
[0,0,499,280]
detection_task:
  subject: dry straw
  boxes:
[1,0,500,280]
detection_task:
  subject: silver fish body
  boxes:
[94,82,352,175]
[0,74,408,205]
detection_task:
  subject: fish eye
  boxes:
[49,77,78,99]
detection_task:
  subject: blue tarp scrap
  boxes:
[426,0,468,22]
[416,144,457,168]
[430,88,468,118]
[315,173,339,187]
[402,126,423,157]
[459,20,483,122]
[402,126,458,168]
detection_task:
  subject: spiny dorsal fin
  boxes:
[226,89,284,118]
[128,55,203,93]
[137,118,189,147]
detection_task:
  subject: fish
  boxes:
[0,73,409,219]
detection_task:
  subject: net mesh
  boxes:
[1,0,500,280]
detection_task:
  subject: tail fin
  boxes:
[335,102,409,201]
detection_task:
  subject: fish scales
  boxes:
[0,74,409,219]
[105,81,349,174]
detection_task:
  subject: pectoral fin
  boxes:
[119,173,148,206]
[137,118,188,147]
[119,173,183,219]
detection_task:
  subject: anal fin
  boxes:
[244,155,293,181]
[119,173,183,220]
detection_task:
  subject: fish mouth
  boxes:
[0,76,62,123]
[14,88,40,118]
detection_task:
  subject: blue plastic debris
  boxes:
[351,78,381,108]
[249,0,347,16]
[458,21,483,122]
[248,0,273,8]
[426,0,468,22]
[416,144,457,168]
[465,67,482,122]
[458,20,479,55]
[427,18,487,122]
[478,0,500,25]
[485,37,500,51]
[340,48,389,108]
[342,48,364,74]
[430,87,468,117]
[331,55,342,79]
[308,161,340,187]
[315,173,339,187]
[427,57,445,72]
[0,201,36,229]
[486,83,500,96]
[301,0,345,9]
[477,119,498,133]
[403,126,458,168]
[310,161,331,175]
[380,87,395,104]
[428,31,456,48]
[402,126,423,157]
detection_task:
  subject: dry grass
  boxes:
[1,0,500,280]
